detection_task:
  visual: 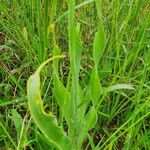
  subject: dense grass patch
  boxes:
[0,0,150,149]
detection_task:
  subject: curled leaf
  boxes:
[27,56,71,150]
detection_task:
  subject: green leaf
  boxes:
[85,106,98,130]
[53,75,70,123]
[11,110,27,149]
[78,106,98,147]
[77,86,87,129]
[53,45,61,75]
[11,110,23,140]
[27,56,71,150]
[93,25,105,68]
[90,69,101,106]
[74,27,83,75]
[36,132,53,149]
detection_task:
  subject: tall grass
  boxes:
[1,0,150,149]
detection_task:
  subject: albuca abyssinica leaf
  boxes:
[93,25,105,68]
[90,68,101,106]
[84,106,98,130]
[74,26,83,75]
[53,74,70,123]
[90,24,105,106]
[78,106,98,147]
[11,109,23,140]
[27,56,71,150]
[11,109,27,147]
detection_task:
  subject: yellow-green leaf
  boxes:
[27,56,71,150]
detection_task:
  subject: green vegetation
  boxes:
[0,0,150,149]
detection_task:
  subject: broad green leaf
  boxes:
[27,56,71,150]
[53,75,70,122]
[93,25,105,68]
[74,26,83,75]
[53,45,61,75]
[36,132,53,149]
[84,106,98,130]
[69,25,82,77]
[90,69,101,106]
[11,110,25,141]
[77,86,87,131]
[78,106,98,147]
[53,76,69,109]
[12,109,27,146]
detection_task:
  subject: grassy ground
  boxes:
[0,0,150,149]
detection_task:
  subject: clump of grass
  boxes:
[1,0,150,149]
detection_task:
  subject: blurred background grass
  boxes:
[0,0,150,149]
